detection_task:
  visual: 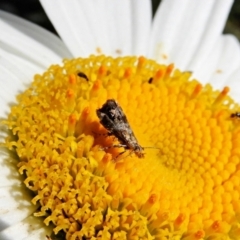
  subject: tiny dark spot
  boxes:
[96,47,102,54]
[148,77,153,84]
[231,112,240,118]
[162,54,168,59]
[46,209,52,214]
[115,49,122,55]
[216,69,222,74]
[77,72,89,81]
[28,181,34,187]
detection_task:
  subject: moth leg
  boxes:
[100,144,128,151]
[114,149,136,161]
[92,131,112,137]
[112,144,128,148]
[100,144,130,161]
[114,150,127,160]
[112,145,131,160]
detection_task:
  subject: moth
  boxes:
[96,99,144,158]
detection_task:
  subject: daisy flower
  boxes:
[1,0,240,239]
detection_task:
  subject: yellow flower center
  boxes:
[4,55,240,239]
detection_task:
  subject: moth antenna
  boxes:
[144,146,161,149]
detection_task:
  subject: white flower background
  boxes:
[0,0,240,239]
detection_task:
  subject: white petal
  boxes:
[149,0,234,71]
[131,0,152,56]
[40,0,133,57]
[191,36,223,85]
[226,68,240,103]
[148,0,193,63]
[0,185,38,232]
[0,216,51,240]
[167,0,216,69]
[0,67,24,119]
[187,0,233,71]
[40,0,98,57]
[0,148,23,188]
[0,10,71,68]
[0,48,42,79]
[208,35,240,90]
[105,0,132,56]
[0,54,37,119]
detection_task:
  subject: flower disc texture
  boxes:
[4,55,240,240]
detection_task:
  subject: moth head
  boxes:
[96,109,105,120]
[134,145,145,158]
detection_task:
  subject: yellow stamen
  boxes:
[3,55,240,239]
[98,65,107,77]
[137,56,146,71]
[213,86,230,105]
[191,83,202,99]
[68,114,77,136]
[66,89,75,111]
[69,74,77,85]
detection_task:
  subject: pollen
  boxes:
[4,55,240,239]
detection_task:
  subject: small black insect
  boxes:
[77,72,89,81]
[96,99,144,158]
[148,77,153,84]
[231,112,240,119]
